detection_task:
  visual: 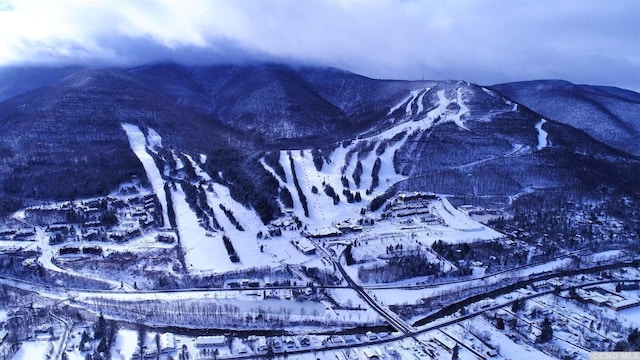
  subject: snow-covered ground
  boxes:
[467,317,557,360]
[171,183,235,273]
[12,340,56,360]
[618,306,640,325]
[175,154,324,273]
[110,328,139,360]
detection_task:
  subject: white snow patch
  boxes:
[110,329,139,360]
[387,88,429,117]
[468,318,557,360]
[12,340,54,360]
[619,306,640,324]
[11,210,25,220]
[481,87,498,98]
[535,119,548,150]
[146,127,163,149]
[263,139,407,227]
[452,87,470,129]
[417,89,469,130]
[171,151,184,172]
[260,87,477,229]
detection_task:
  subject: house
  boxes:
[299,336,311,347]
[158,333,176,354]
[195,335,226,349]
[0,229,17,240]
[255,336,268,352]
[292,238,316,255]
[362,348,383,360]
[14,228,36,241]
[283,336,296,349]
[156,234,175,244]
[330,335,345,345]
[486,349,498,357]
[303,227,342,238]
[272,337,283,351]
[611,299,640,311]
[344,334,357,344]
[432,333,456,352]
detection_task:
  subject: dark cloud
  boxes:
[0,0,638,90]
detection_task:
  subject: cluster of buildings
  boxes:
[0,192,163,248]
[576,285,640,311]
[0,227,37,242]
[382,193,443,224]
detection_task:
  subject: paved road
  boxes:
[49,311,71,360]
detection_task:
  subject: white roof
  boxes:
[159,333,175,349]
[196,335,226,346]
[613,299,640,308]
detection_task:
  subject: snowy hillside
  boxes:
[261,81,546,226]
[492,80,640,155]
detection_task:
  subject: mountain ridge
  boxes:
[0,63,638,221]
[491,79,640,156]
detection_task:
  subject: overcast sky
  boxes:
[0,0,638,90]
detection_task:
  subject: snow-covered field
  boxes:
[12,340,56,360]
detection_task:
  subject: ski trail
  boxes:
[452,87,470,130]
[388,94,413,116]
[416,88,429,114]
[535,119,548,150]
[405,89,421,116]
[121,123,171,228]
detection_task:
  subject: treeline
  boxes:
[358,253,440,283]
[205,148,282,224]
[489,190,640,254]
[0,253,111,290]
[178,181,221,231]
[367,157,381,194]
[288,152,309,217]
[219,204,243,231]
[431,239,528,274]
[324,184,340,205]
[223,235,240,263]
[300,266,341,286]
[262,151,286,181]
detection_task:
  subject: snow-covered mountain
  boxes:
[0,63,638,225]
[491,80,640,156]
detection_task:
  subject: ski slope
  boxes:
[261,85,479,227]
[535,119,549,150]
[121,123,171,228]
[171,183,236,273]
